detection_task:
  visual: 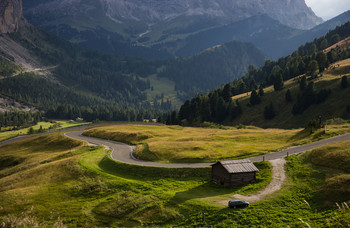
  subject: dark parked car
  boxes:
[228,200,249,208]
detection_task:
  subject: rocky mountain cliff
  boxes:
[103,0,322,30]
[0,0,25,33]
[24,0,322,30]
[21,0,325,58]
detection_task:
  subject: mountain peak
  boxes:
[0,0,25,33]
[24,0,322,30]
[101,0,323,30]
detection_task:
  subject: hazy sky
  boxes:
[305,0,350,20]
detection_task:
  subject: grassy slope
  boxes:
[0,133,271,227]
[309,140,350,203]
[0,132,349,227]
[231,58,350,128]
[145,74,183,108]
[83,123,350,163]
[0,120,90,142]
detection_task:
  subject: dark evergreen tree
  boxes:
[292,82,315,115]
[258,86,265,97]
[315,52,328,72]
[273,74,284,91]
[299,76,307,91]
[264,103,276,119]
[170,111,179,125]
[215,97,227,122]
[222,84,232,102]
[341,76,348,89]
[250,90,261,105]
[249,79,257,91]
[307,60,319,77]
[316,89,331,104]
[285,89,293,102]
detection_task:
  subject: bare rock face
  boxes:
[101,0,323,29]
[0,0,24,33]
[24,0,322,30]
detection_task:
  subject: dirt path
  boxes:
[216,159,286,205]
[232,159,286,203]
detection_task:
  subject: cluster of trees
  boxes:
[166,22,350,126]
[0,111,43,130]
[9,28,159,105]
[292,78,332,115]
[0,59,19,77]
[46,105,162,122]
[166,89,242,125]
[0,73,168,122]
[243,22,350,92]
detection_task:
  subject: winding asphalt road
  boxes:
[64,131,350,167]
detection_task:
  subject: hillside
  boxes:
[0,25,268,122]
[169,22,350,128]
[230,58,350,128]
[158,41,266,100]
[1,128,349,226]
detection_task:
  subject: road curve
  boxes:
[64,131,350,168]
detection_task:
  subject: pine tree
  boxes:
[307,60,319,77]
[258,86,264,97]
[264,103,276,119]
[273,74,284,91]
[28,127,35,134]
[299,76,307,91]
[316,51,328,72]
[222,84,232,102]
[285,89,293,102]
[250,90,261,105]
[341,75,348,89]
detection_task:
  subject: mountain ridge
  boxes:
[0,0,27,34]
[24,0,322,30]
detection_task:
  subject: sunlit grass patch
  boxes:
[0,120,90,142]
[83,124,349,162]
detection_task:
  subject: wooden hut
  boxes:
[211,159,259,186]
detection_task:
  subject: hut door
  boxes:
[220,178,224,185]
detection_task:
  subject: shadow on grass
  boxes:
[97,155,211,181]
[169,182,245,205]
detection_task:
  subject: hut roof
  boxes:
[212,159,259,173]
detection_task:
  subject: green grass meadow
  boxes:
[83,123,350,163]
[0,132,349,226]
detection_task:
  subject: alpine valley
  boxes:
[0,0,350,227]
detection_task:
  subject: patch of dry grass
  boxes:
[83,124,349,163]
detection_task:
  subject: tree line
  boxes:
[166,22,350,125]
[0,111,43,130]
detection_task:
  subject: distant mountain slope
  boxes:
[281,10,350,57]
[0,1,268,117]
[159,41,266,100]
[156,14,303,58]
[159,11,350,59]
[169,23,350,128]
[22,0,322,58]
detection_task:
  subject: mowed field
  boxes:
[83,123,350,162]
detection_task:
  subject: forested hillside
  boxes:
[168,22,350,128]
[0,21,267,119]
[159,41,266,100]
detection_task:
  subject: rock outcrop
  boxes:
[0,0,24,34]
[101,0,323,30]
[24,0,323,30]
